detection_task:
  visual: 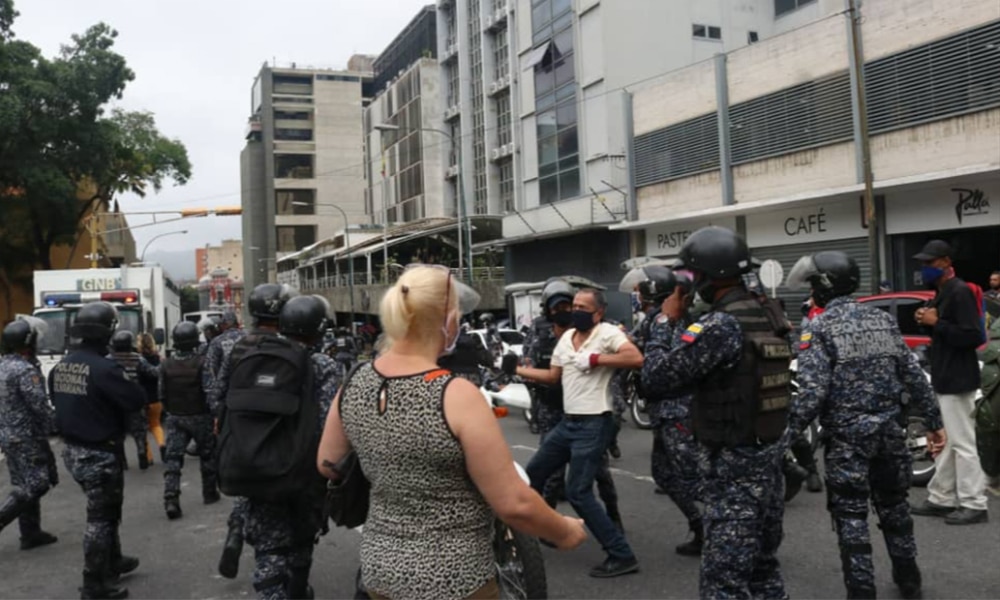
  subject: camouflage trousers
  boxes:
[245,492,324,600]
[163,414,217,501]
[127,408,150,463]
[1,439,58,536]
[63,443,127,577]
[824,424,916,595]
[537,405,620,521]
[698,443,787,600]
[651,416,701,524]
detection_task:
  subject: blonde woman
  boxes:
[318,265,586,600]
[137,332,165,460]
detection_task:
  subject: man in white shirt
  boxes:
[512,288,644,578]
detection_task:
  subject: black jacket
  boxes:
[928,277,983,394]
[50,344,147,444]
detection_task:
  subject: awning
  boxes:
[610,163,999,232]
[471,222,612,250]
[302,220,461,266]
[522,42,551,70]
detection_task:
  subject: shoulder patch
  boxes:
[681,323,704,344]
[799,332,812,351]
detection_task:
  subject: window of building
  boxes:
[692,23,722,40]
[775,0,816,17]
[532,0,579,205]
[272,96,313,104]
[470,0,488,215]
[274,110,311,121]
[494,26,510,81]
[276,225,316,253]
[315,74,360,82]
[448,121,461,167]
[499,159,514,213]
[496,93,512,147]
[274,154,314,178]
[447,64,461,107]
[272,74,313,96]
[275,189,316,215]
[274,128,313,141]
[748,31,759,43]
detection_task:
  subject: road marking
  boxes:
[509,445,654,484]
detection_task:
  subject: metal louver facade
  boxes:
[633,113,719,186]
[866,20,1000,134]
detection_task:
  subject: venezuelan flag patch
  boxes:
[681,323,703,344]
[799,332,812,351]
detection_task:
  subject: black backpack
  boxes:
[216,335,317,501]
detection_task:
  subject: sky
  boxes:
[13,0,430,273]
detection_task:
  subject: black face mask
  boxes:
[551,311,573,328]
[572,310,597,332]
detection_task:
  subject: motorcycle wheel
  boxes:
[906,417,936,487]
[630,394,654,430]
[494,521,547,600]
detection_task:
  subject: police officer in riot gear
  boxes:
[212,283,298,580]
[637,266,707,556]
[160,321,219,520]
[108,330,159,470]
[0,317,59,550]
[643,226,791,598]
[50,302,147,599]
[523,279,577,432]
[788,251,945,599]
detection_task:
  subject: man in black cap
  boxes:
[910,239,988,525]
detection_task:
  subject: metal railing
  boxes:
[298,267,505,291]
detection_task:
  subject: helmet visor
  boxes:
[618,267,648,293]
[402,264,481,315]
[786,255,820,291]
[17,315,49,339]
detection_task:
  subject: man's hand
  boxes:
[501,353,519,377]
[926,428,947,457]
[915,307,938,327]
[574,353,599,371]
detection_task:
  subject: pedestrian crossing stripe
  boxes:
[799,332,812,350]
[681,323,703,343]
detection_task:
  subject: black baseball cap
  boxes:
[913,240,952,261]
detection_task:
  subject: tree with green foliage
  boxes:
[0,0,191,317]
[179,285,201,315]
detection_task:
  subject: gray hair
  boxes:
[579,288,608,309]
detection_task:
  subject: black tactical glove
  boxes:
[501,353,519,377]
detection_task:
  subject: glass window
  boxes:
[540,175,559,204]
[274,128,313,141]
[274,154,314,179]
[275,189,316,215]
[775,0,815,17]
[276,226,316,253]
[556,101,576,128]
[692,24,706,38]
[535,66,555,95]
[532,2,551,32]
[895,299,928,337]
[539,135,558,165]
[708,26,722,40]
[554,58,574,87]
[553,28,573,57]
[557,126,578,156]
[559,168,580,199]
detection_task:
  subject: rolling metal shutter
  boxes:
[750,237,872,304]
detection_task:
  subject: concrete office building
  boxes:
[617,0,1000,301]
[436,0,828,320]
[240,61,375,289]
[195,239,244,281]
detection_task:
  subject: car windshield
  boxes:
[33,310,68,355]
[499,330,524,345]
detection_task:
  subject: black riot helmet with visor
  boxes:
[1,316,47,355]
[71,302,119,344]
[673,227,757,303]
[172,321,200,351]
[541,279,576,317]
[786,251,860,308]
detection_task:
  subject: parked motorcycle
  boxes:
[622,369,653,430]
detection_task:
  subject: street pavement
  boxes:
[2,415,998,599]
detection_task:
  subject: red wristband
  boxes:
[589,353,600,369]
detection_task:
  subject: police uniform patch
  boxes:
[681,323,703,344]
[799,332,812,351]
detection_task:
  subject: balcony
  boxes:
[484,8,507,31]
[442,41,459,63]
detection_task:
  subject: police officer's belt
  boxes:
[63,436,122,452]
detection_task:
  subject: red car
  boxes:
[857,291,935,349]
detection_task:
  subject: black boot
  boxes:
[892,558,922,600]
[164,498,182,520]
[159,446,166,464]
[288,565,314,600]
[806,471,823,493]
[0,493,30,533]
[846,587,876,599]
[80,546,128,600]
[203,476,220,505]
[110,530,140,578]
[218,524,243,579]
[138,453,149,471]
[19,501,58,550]
[675,519,703,556]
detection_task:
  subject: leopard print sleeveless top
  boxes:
[340,364,494,600]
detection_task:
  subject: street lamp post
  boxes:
[293,201,355,332]
[140,230,188,263]
[373,123,472,282]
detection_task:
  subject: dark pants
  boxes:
[790,431,818,474]
[825,423,916,595]
[526,413,634,561]
[1,439,57,536]
[245,493,324,600]
[651,417,701,524]
[63,444,127,582]
[163,414,217,500]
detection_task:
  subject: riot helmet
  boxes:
[198,316,221,340]
[479,312,495,327]
[635,266,683,304]
[111,330,136,353]
[786,251,860,308]
[248,284,299,321]
[541,279,576,314]
[172,321,200,351]
[71,302,119,344]
[279,295,328,339]
[674,226,756,280]
[2,316,46,355]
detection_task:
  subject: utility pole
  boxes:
[846,0,880,294]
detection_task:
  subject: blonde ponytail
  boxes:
[379,266,455,347]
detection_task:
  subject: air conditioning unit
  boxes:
[494,8,506,23]
[491,148,502,161]
[446,165,460,178]
[444,105,460,120]
[504,74,512,88]
[447,42,459,56]
[489,81,500,95]
[484,14,496,30]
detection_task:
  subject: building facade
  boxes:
[618,0,1000,299]
[195,239,244,281]
[240,62,375,290]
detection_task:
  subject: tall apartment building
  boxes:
[195,239,244,281]
[240,61,376,289]
[436,0,822,316]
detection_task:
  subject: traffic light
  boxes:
[213,206,242,216]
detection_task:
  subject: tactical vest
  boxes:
[163,355,207,416]
[693,293,792,449]
[112,351,140,382]
[530,317,557,369]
